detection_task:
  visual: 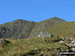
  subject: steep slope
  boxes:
[0,17,65,39]
[47,22,75,38]
[29,17,65,38]
[0,19,35,39]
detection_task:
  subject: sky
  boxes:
[0,0,75,24]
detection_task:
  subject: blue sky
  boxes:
[0,0,75,24]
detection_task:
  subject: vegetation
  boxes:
[0,37,67,56]
[0,17,75,56]
[47,22,75,38]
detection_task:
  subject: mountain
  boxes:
[47,22,75,38]
[1,17,75,56]
[29,17,65,38]
[0,19,35,39]
[0,17,65,39]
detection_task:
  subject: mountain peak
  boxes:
[13,19,28,22]
[41,17,65,23]
[0,17,66,39]
[50,17,65,21]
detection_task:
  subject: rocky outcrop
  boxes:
[0,19,35,39]
[38,32,53,37]
[0,39,9,44]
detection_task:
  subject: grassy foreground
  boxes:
[0,37,68,56]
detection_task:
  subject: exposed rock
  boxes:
[72,48,75,51]
[58,40,64,43]
[0,39,9,44]
[38,32,53,38]
[40,54,48,56]
[62,38,75,51]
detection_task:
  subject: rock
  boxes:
[38,32,53,38]
[0,39,9,44]
[40,54,48,56]
[58,41,64,43]
[72,48,75,51]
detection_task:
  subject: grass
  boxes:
[47,22,75,38]
[0,37,68,56]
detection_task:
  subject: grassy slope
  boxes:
[46,22,75,38]
[0,37,67,56]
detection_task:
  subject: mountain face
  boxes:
[0,17,65,39]
[47,22,75,38]
[29,17,65,38]
[0,19,35,39]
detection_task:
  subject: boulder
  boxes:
[0,39,9,44]
[38,32,53,38]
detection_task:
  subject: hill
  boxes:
[0,17,75,56]
[0,37,67,56]
[29,17,65,38]
[0,17,65,39]
[47,22,75,38]
[0,19,35,39]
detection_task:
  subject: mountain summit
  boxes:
[0,17,65,39]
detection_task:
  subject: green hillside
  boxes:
[0,37,67,56]
[47,22,75,38]
[0,17,75,56]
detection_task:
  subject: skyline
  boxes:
[0,17,74,24]
[0,0,75,24]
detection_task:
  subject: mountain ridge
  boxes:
[0,17,66,39]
